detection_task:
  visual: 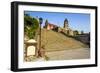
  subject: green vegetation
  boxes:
[24,14,39,39]
[73,30,79,35]
[45,55,50,60]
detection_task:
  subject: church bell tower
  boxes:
[45,19,48,27]
[64,18,69,29]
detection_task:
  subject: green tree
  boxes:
[74,30,79,35]
[24,14,39,39]
[81,31,84,34]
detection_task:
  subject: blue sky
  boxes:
[25,11,90,33]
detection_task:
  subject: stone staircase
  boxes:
[41,29,88,52]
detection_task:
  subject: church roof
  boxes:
[48,23,58,27]
[64,18,68,22]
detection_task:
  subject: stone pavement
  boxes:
[46,48,90,60]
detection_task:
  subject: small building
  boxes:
[45,23,58,30]
[44,20,58,30]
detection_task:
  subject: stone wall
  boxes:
[74,34,90,45]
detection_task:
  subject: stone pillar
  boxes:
[24,39,37,58]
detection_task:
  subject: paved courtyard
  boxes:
[46,48,90,60]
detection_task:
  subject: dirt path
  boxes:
[46,48,90,60]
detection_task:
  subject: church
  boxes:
[43,18,77,36]
[43,20,58,30]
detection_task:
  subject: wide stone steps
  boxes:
[40,29,88,52]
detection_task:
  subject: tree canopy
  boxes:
[24,14,39,39]
[74,30,79,35]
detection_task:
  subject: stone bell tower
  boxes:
[63,18,69,29]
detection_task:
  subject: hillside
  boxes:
[40,28,88,52]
